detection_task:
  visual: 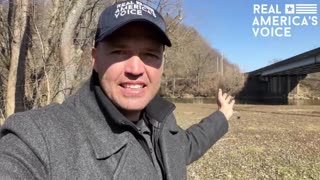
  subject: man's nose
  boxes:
[124,55,145,76]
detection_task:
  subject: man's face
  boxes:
[92,22,164,117]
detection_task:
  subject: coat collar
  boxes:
[144,96,178,133]
[145,95,176,123]
[70,79,128,160]
[72,74,177,159]
[91,71,177,131]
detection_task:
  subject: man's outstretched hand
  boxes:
[217,89,235,120]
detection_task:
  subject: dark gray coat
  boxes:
[0,79,228,180]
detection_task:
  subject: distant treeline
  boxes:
[0,0,245,122]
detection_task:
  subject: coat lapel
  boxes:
[159,114,187,180]
[145,95,187,180]
[74,80,159,180]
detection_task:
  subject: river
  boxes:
[166,97,320,105]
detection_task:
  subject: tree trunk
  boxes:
[14,17,30,113]
[0,75,4,125]
[31,0,61,107]
[5,0,30,118]
[54,0,88,103]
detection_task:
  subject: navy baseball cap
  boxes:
[95,0,172,47]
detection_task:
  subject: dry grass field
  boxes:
[174,103,320,180]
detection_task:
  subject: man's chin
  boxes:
[116,101,147,121]
[122,104,147,112]
[117,99,147,110]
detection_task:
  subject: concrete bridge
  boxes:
[239,47,320,102]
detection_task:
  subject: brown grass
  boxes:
[174,103,320,180]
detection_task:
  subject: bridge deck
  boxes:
[249,47,320,76]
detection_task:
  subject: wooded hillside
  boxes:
[0,0,245,122]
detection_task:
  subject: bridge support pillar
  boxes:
[270,76,277,94]
[287,75,291,94]
[279,76,283,95]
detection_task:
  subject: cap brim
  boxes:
[95,19,172,47]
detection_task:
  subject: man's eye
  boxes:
[143,53,159,60]
[112,50,126,55]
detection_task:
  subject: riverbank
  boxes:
[174,103,320,179]
[167,97,320,105]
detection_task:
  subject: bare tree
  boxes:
[5,0,31,118]
[0,75,4,125]
[50,0,88,103]
[0,0,245,121]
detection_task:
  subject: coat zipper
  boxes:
[151,118,166,180]
[122,122,154,164]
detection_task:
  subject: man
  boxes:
[0,0,234,179]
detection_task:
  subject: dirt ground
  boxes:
[174,103,320,180]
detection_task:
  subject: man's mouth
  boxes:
[119,82,146,96]
[121,84,145,89]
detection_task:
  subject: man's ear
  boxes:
[91,47,97,70]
